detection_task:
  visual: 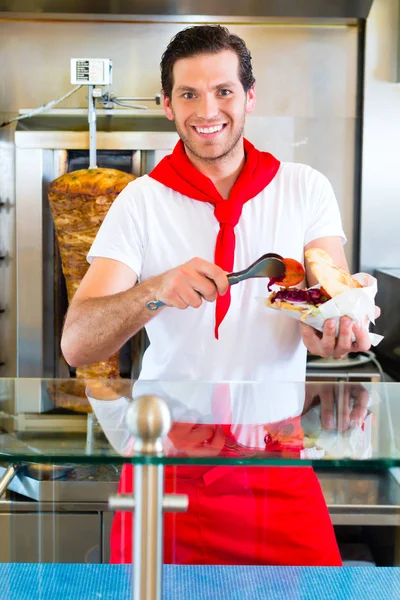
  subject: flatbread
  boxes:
[305,248,362,297]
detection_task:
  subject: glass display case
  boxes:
[1,378,400,599]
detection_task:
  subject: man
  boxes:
[61,25,373,566]
[61,26,373,378]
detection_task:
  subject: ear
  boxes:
[163,94,174,121]
[245,85,256,114]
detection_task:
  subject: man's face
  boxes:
[163,50,256,163]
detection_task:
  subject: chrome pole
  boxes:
[87,84,97,168]
[109,395,188,600]
[128,396,170,600]
[0,464,19,497]
[133,460,164,600]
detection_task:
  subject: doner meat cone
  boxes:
[47,167,135,411]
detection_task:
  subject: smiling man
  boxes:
[164,51,251,171]
[61,25,374,567]
[61,25,373,376]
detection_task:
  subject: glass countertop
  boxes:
[0,378,398,468]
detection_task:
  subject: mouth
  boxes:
[191,123,227,138]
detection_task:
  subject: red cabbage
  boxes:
[271,288,330,306]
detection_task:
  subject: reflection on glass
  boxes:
[0,378,397,463]
[0,378,399,567]
[85,380,375,567]
[86,380,380,462]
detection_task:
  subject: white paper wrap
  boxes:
[264,272,383,347]
[301,413,373,460]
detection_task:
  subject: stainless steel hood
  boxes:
[0,0,375,20]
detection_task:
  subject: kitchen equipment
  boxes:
[0,1,375,20]
[0,463,119,502]
[307,351,376,370]
[146,253,287,311]
[15,112,177,381]
[0,463,73,497]
[306,351,382,383]
[372,269,400,381]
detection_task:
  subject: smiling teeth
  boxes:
[195,125,223,134]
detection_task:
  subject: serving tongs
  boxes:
[146,253,286,311]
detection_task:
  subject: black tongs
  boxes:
[146,253,285,311]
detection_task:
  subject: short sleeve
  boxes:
[87,180,147,280]
[304,168,347,246]
[86,395,132,455]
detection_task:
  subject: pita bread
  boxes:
[266,298,305,312]
[305,248,362,297]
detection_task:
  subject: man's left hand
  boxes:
[299,308,381,359]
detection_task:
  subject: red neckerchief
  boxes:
[149,138,280,338]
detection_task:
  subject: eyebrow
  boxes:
[215,81,237,89]
[175,81,238,93]
[175,86,197,93]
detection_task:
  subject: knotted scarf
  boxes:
[149,138,280,338]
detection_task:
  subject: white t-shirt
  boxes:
[88,161,346,382]
[88,380,306,455]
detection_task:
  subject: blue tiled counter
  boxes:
[0,564,399,600]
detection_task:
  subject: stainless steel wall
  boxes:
[0,118,16,377]
[0,18,359,375]
[360,0,400,273]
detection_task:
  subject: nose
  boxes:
[196,93,219,120]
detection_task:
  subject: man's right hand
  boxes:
[61,257,228,367]
[154,257,229,310]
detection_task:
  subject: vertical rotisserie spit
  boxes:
[47,167,135,410]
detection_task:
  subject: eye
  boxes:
[218,89,232,96]
[183,92,195,99]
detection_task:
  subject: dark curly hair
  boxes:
[160,25,255,98]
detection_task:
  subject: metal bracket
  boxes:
[0,464,19,497]
[109,492,188,513]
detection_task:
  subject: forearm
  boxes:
[61,277,161,367]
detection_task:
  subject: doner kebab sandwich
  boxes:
[267,248,363,321]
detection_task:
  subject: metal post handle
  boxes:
[108,395,188,600]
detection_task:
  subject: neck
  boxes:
[184,138,245,199]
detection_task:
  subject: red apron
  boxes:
[110,416,342,566]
